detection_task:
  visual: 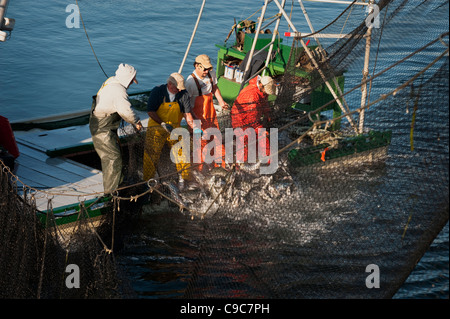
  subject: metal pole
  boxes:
[273,0,358,133]
[263,0,286,75]
[303,0,369,6]
[178,0,206,74]
[298,0,322,49]
[358,0,374,134]
[240,0,270,92]
[297,0,352,114]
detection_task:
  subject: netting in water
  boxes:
[139,0,449,298]
[0,159,150,298]
[0,0,448,299]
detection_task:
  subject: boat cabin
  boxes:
[215,24,345,130]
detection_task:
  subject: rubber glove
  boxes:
[161,122,173,133]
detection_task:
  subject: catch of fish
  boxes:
[155,162,297,219]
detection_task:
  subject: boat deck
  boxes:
[13,137,104,212]
[12,124,104,212]
[11,110,149,212]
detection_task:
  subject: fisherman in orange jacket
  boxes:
[185,54,229,169]
[231,75,276,163]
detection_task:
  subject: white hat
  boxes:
[260,76,276,95]
[115,63,138,87]
[167,72,185,90]
[195,54,213,69]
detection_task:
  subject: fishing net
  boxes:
[1,0,448,299]
[0,157,139,298]
[142,0,449,299]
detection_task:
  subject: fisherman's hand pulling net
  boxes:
[161,122,174,133]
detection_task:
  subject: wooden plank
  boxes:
[12,173,47,189]
[16,124,93,153]
[15,110,149,156]
[14,177,102,212]
[14,160,103,193]
[14,169,103,212]
[12,142,104,212]
[16,142,101,176]
[16,145,104,190]
[16,153,95,183]
[14,165,71,189]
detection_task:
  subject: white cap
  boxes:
[167,72,185,90]
[260,76,276,95]
[115,63,138,87]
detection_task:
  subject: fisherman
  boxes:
[185,54,229,170]
[89,63,143,194]
[143,72,200,186]
[231,75,276,163]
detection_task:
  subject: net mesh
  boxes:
[0,0,448,299]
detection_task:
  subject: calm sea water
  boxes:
[1,0,448,299]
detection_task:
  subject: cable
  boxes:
[75,0,108,78]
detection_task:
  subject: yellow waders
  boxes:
[143,98,191,181]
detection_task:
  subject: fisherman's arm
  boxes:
[146,86,165,125]
[184,77,199,111]
[209,71,229,110]
[115,89,142,130]
[180,91,201,133]
[147,111,163,125]
[184,112,201,132]
[184,112,194,129]
[212,83,229,110]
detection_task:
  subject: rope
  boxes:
[36,196,52,299]
[367,1,390,107]
[147,182,199,216]
[339,4,354,38]
[75,0,108,78]
[294,0,358,40]
[179,0,207,74]
[409,81,423,152]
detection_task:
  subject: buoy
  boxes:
[321,147,329,162]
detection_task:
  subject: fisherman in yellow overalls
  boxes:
[143,73,199,183]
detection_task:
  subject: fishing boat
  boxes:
[0,0,441,226]
[1,0,448,299]
[211,0,393,172]
[1,102,150,243]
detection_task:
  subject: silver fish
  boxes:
[239,162,261,172]
[162,181,187,209]
[191,169,206,183]
[208,166,230,177]
[191,170,209,191]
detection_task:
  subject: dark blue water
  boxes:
[1,0,448,299]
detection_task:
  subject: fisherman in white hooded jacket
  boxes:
[89,63,143,193]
